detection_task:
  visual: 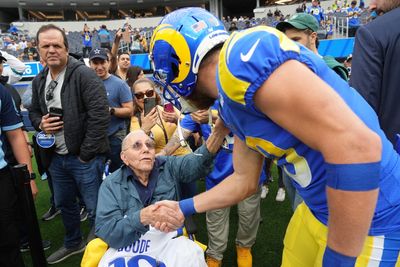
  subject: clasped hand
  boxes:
[141,200,184,233]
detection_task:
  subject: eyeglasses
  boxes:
[46,80,58,102]
[134,89,155,100]
[127,140,156,151]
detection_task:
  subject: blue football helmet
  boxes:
[150,7,229,101]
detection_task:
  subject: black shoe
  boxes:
[80,206,88,222]
[47,240,86,264]
[20,240,51,252]
[42,206,61,221]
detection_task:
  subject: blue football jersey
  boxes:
[216,26,400,235]
[306,6,324,23]
[347,7,361,27]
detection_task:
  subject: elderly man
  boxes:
[95,129,227,250]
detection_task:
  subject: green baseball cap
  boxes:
[276,13,319,33]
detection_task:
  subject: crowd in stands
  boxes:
[0,23,152,61]
[222,0,371,38]
[0,0,377,62]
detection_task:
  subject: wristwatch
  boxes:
[30,173,36,180]
[109,107,115,115]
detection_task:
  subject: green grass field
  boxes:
[22,155,293,267]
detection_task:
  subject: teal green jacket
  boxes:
[95,144,215,249]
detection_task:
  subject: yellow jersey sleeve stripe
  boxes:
[150,26,191,84]
[219,43,250,105]
[246,136,312,188]
[218,26,300,106]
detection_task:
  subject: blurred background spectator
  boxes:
[81,24,93,58]
[97,25,111,50]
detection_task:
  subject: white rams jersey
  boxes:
[98,227,206,267]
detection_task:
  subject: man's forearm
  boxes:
[162,127,192,156]
[205,130,226,154]
[326,188,379,257]
[6,128,33,173]
[96,183,149,248]
[2,50,26,74]
[194,135,262,213]
[206,117,230,154]
[113,107,133,118]
[194,170,259,213]
[162,134,182,156]
[109,38,120,74]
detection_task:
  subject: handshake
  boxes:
[140,200,187,232]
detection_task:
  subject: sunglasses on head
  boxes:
[46,80,58,102]
[134,89,154,100]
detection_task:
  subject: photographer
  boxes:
[81,24,93,58]
[109,27,132,80]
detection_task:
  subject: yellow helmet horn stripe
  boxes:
[150,24,170,52]
[150,25,191,84]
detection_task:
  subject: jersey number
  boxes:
[109,255,166,267]
[246,137,312,187]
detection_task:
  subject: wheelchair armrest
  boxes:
[184,215,197,235]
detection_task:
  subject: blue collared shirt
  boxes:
[123,158,165,207]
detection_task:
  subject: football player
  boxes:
[150,8,400,267]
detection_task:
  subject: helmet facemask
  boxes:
[150,7,229,110]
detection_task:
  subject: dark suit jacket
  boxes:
[350,7,400,145]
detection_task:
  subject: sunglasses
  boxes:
[134,89,155,100]
[128,140,156,151]
[46,80,58,102]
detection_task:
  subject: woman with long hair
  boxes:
[130,78,191,156]
[126,66,144,89]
